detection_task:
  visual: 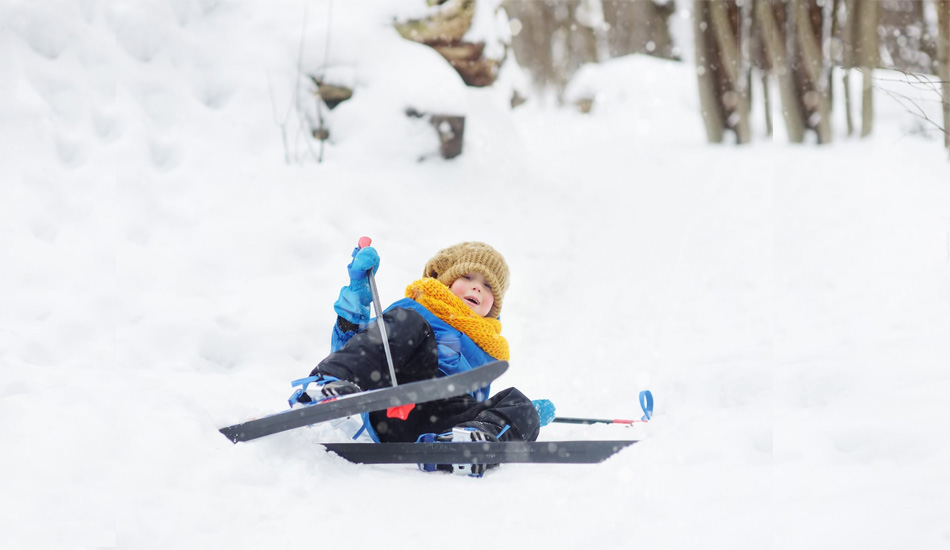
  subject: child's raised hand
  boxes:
[347,246,380,281]
[335,245,380,324]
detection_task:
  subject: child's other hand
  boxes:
[532,399,556,427]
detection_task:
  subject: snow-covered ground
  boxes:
[1,1,948,549]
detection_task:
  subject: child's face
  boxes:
[450,272,495,317]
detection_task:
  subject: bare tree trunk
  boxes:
[756,0,805,142]
[842,70,854,136]
[709,0,752,142]
[792,0,832,143]
[504,0,597,94]
[694,0,754,144]
[857,0,879,137]
[858,66,874,137]
[833,0,854,135]
[505,0,638,97]
[837,0,878,137]
[695,0,726,142]
[602,0,678,59]
[578,0,610,62]
[935,0,950,153]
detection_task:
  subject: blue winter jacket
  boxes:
[331,297,496,402]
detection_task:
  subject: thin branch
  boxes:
[267,71,292,164]
[318,0,334,163]
[292,3,320,164]
[875,84,950,139]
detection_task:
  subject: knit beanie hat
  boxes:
[423,242,510,319]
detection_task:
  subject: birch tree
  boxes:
[694,0,752,143]
[835,0,878,137]
[756,0,805,142]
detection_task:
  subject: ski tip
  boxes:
[219,426,242,444]
[488,360,508,373]
[484,360,508,381]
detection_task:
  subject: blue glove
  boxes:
[347,246,379,282]
[532,399,556,427]
[334,246,380,326]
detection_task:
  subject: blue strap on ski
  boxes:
[287,375,339,408]
[416,432,440,472]
[289,376,381,441]
[352,413,381,443]
[639,390,653,421]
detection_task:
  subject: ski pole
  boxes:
[358,236,397,387]
[552,390,653,425]
[553,417,646,425]
[358,237,414,421]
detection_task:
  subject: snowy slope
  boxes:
[1,1,948,549]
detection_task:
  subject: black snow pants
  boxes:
[312,307,540,443]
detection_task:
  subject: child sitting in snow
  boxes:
[294,241,542,473]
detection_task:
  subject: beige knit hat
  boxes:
[423,242,510,318]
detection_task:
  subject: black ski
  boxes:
[322,439,638,464]
[220,360,508,443]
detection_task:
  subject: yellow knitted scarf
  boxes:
[406,277,509,361]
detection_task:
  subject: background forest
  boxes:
[496,0,949,151]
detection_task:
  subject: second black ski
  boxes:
[322,439,638,465]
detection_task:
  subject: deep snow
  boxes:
[1,1,949,549]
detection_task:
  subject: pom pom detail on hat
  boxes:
[423,242,509,318]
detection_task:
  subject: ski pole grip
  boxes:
[639,390,653,421]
